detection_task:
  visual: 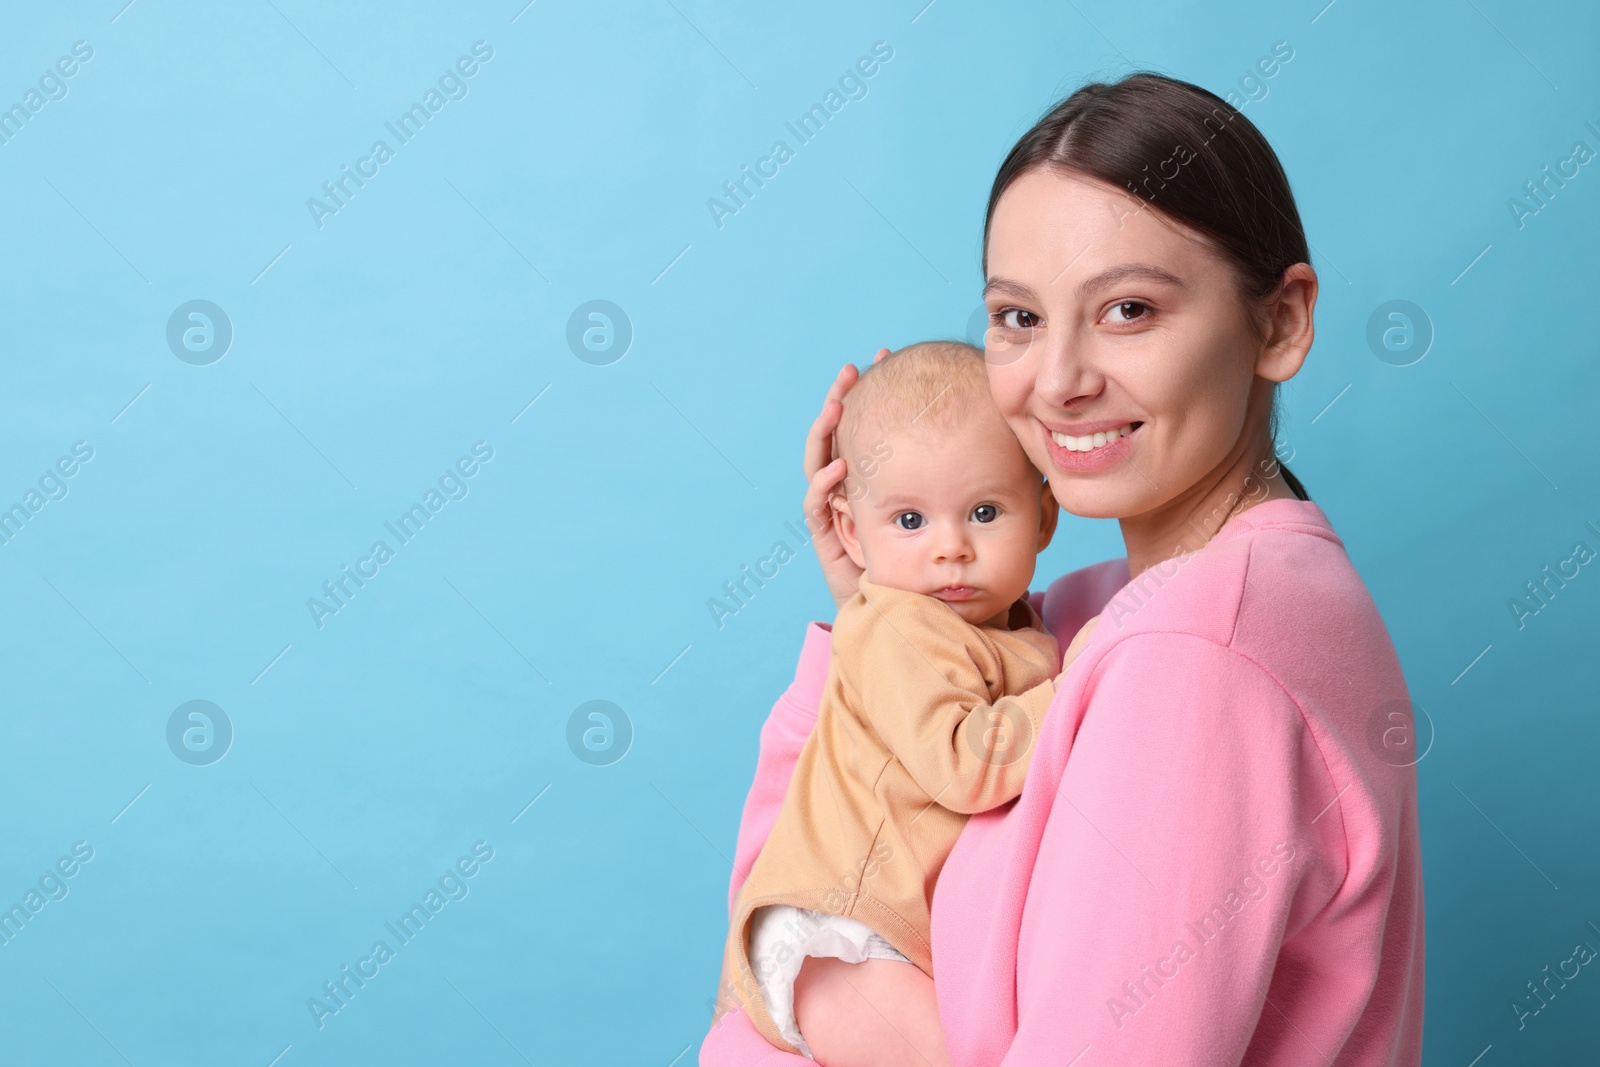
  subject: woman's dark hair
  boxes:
[983,72,1311,502]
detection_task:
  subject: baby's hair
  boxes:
[834,340,998,495]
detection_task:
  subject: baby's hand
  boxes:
[1058,614,1100,675]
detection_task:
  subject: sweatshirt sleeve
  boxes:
[701,1006,811,1067]
[840,596,1057,815]
[725,621,831,915]
[702,624,831,1067]
[1001,632,1335,1066]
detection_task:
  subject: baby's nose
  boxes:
[931,530,975,562]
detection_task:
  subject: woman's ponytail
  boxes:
[1279,464,1310,501]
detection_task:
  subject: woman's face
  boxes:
[983,168,1281,521]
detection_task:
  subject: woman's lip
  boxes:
[1040,419,1139,474]
[1042,418,1140,436]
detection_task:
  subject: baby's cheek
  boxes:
[1004,527,1043,588]
[857,532,916,585]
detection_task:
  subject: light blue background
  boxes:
[0,1,1595,1063]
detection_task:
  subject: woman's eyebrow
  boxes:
[984,264,1186,301]
[982,276,1037,300]
[1075,263,1186,296]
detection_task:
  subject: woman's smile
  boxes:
[1037,418,1144,474]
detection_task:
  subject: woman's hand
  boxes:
[803,349,889,609]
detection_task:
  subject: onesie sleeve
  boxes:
[999,632,1337,1066]
[839,593,1058,815]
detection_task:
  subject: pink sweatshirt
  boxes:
[700,498,1425,1066]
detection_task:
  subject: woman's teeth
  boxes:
[1051,423,1137,452]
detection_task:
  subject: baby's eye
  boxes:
[996,308,1039,330]
[971,504,998,523]
[894,511,925,531]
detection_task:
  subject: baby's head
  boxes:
[831,341,1058,627]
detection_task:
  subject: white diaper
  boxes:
[746,903,912,1059]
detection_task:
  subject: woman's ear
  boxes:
[1256,262,1317,384]
[832,495,868,570]
[1035,482,1060,552]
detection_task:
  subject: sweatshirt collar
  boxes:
[1211,496,1341,549]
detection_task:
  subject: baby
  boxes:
[714,341,1097,1064]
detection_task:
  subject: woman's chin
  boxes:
[1047,481,1149,521]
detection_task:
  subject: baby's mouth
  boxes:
[1049,421,1142,453]
[932,585,977,601]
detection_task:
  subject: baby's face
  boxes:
[835,411,1056,627]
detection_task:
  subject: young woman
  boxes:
[701,73,1424,1066]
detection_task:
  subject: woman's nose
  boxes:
[1035,330,1101,410]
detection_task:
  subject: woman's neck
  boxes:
[1119,445,1297,579]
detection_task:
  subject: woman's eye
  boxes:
[1104,300,1150,324]
[971,504,998,523]
[996,308,1039,330]
[894,512,925,530]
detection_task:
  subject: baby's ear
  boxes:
[1035,483,1060,552]
[831,494,868,571]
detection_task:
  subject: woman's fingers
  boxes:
[803,456,864,609]
[799,355,886,608]
[802,399,841,483]
[803,455,847,551]
[803,362,860,481]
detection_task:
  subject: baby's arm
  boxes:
[786,607,1098,1065]
[836,595,1060,815]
